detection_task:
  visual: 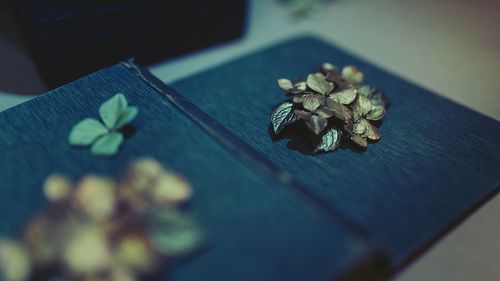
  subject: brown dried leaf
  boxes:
[314,107,334,118]
[293,109,312,120]
[277,79,294,91]
[341,66,364,84]
[307,72,334,95]
[303,94,321,112]
[353,95,372,117]
[326,98,353,122]
[329,87,357,105]
[366,105,385,121]
[305,115,327,135]
[350,134,368,148]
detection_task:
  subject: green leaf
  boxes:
[99,93,128,129]
[114,106,138,130]
[90,132,124,156]
[68,118,108,146]
[307,72,334,95]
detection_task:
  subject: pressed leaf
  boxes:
[341,65,364,84]
[114,106,139,129]
[350,134,368,148]
[307,73,334,95]
[366,105,385,121]
[326,98,353,122]
[353,119,367,135]
[315,128,341,153]
[305,115,327,135]
[330,87,357,105]
[270,102,298,134]
[293,96,305,103]
[69,118,108,146]
[293,109,312,120]
[357,85,376,98]
[364,120,382,140]
[277,79,294,91]
[294,81,307,91]
[99,93,128,129]
[303,94,321,112]
[314,107,334,118]
[90,132,124,156]
[321,62,337,73]
[147,208,203,257]
[353,95,372,117]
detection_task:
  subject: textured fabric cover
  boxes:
[0,62,380,281]
[171,36,500,268]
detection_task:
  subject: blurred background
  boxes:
[0,0,499,280]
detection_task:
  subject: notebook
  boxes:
[0,35,499,280]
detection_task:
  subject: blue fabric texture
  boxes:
[171,35,500,268]
[0,62,381,280]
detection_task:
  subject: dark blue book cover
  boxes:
[1,35,499,280]
[171,36,500,269]
[0,61,383,280]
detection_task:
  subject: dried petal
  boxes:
[315,128,341,153]
[353,120,367,135]
[43,174,71,202]
[364,121,381,141]
[329,87,358,105]
[277,79,294,91]
[303,94,321,112]
[326,98,353,122]
[305,115,327,135]
[270,102,299,134]
[74,176,116,221]
[366,105,385,121]
[62,225,111,274]
[314,107,334,118]
[322,62,338,73]
[293,109,312,120]
[293,96,304,103]
[307,72,334,95]
[341,65,364,84]
[294,81,307,91]
[151,173,192,205]
[353,95,372,117]
[350,134,368,148]
[0,240,32,281]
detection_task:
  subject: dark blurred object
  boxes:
[13,0,247,87]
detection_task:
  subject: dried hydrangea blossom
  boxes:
[271,63,389,153]
[0,158,202,281]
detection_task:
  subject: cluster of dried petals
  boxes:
[271,63,389,153]
[0,158,202,281]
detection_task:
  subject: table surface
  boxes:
[0,0,499,280]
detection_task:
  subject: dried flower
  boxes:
[270,62,389,153]
[62,224,112,274]
[73,176,116,221]
[0,158,202,281]
[0,240,31,281]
